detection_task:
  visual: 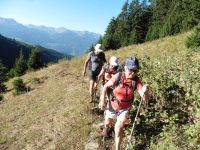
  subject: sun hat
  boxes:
[125,56,139,70]
[109,56,119,66]
[94,43,104,52]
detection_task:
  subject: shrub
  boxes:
[30,77,41,84]
[186,23,200,49]
[12,78,26,95]
[0,94,3,101]
[0,83,7,93]
[124,54,200,149]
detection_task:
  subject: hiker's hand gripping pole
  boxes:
[126,84,149,150]
[125,96,144,150]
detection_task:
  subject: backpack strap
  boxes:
[107,73,138,104]
[112,72,123,89]
[107,72,122,101]
[104,63,110,73]
[102,63,109,85]
[132,76,139,91]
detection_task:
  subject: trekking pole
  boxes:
[125,96,144,150]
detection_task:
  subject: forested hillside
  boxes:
[99,0,200,50]
[0,34,70,69]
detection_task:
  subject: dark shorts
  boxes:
[89,69,101,81]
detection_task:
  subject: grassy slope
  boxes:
[0,32,199,150]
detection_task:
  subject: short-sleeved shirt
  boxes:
[87,51,106,72]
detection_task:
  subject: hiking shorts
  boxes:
[89,69,101,81]
[105,106,130,122]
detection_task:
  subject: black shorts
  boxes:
[89,69,101,81]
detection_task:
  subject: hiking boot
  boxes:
[102,127,109,137]
[89,95,94,103]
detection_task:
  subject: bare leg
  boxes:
[102,115,113,138]
[105,116,113,128]
[89,80,95,102]
[93,81,97,102]
[114,117,127,150]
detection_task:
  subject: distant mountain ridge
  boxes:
[0,34,69,69]
[0,17,101,55]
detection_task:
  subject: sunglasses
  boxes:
[112,65,118,70]
[128,69,138,73]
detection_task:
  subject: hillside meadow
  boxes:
[0,32,199,150]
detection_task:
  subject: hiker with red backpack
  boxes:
[95,56,120,90]
[99,56,149,150]
[83,43,107,103]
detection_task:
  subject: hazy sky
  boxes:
[0,0,127,35]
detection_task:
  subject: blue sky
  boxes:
[0,0,127,35]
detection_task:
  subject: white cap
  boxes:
[110,56,119,66]
[94,43,104,52]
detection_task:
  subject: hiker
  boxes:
[95,56,120,90]
[99,56,149,150]
[82,43,106,103]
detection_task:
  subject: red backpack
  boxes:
[107,72,139,109]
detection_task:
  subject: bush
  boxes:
[12,78,26,95]
[124,54,200,149]
[0,83,7,93]
[0,94,3,101]
[186,23,200,49]
[30,77,41,84]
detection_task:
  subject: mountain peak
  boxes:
[0,17,18,25]
[0,17,101,55]
[55,27,69,33]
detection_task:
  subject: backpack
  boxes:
[102,63,120,85]
[107,72,138,105]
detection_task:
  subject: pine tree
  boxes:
[97,36,103,45]
[86,44,94,53]
[146,0,200,41]
[146,0,173,41]
[102,17,118,49]
[114,1,130,47]
[28,48,43,70]
[128,0,143,44]
[186,23,200,49]
[13,50,27,76]
[102,0,200,47]
[0,60,7,93]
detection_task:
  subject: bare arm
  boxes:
[95,68,105,88]
[99,81,112,110]
[99,74,117,110]
[82,57,90,76]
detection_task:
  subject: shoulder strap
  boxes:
[91,51,95,56]
[117,64,124,72]
[104,63,110,73]
[107,72,122,101]
[112,72,122,89]
[132,76,139,91]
